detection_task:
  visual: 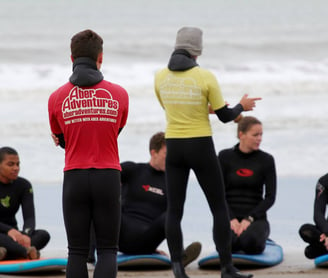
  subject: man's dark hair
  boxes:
[71,29,103,61]
[149,132,165,153]
[0,147,18,163]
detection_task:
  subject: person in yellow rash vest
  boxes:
[154,26,261,278]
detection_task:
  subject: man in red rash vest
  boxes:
[48,29,129,278]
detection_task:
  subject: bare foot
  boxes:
[26,246,40,260]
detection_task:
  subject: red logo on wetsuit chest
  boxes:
[236,168,254,177]
[142,185,164,196]
[142,185,150,191]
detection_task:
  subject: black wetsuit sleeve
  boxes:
[55,133,65,149]
[248,155,277,220]
[214,104,243,123]
[0,222,12,233]
[21,181,36,235]
[314,174,328,234]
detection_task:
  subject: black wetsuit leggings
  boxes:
[88,212,166,258]
[119,212,166,254]
[0,229,50,259]
[63,169,121,278]
[231,219,269,254]
[299,223,328,259]
[165,137,232,266]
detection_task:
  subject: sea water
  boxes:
[0,0,327,256]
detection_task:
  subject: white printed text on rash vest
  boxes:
[62,86,119,125]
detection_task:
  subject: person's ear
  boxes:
[97,52,103,64]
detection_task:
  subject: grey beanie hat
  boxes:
[174,27,203,56]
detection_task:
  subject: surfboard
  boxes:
[117,253,171,269]
[314,254,328,267]
[198,239,283,269]
[0,257,67,273]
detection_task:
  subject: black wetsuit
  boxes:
[63,169,121,274]
[219,144,276,254]
[0,177,50,259]
[119,161,166,254]
[165,137,232,264]
[88,162,166,259]
[299,174,328,259]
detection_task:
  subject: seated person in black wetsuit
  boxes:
[218,116,276,254]
[299,174,328,259]
[0,147,50,260]
[88,132,201,266]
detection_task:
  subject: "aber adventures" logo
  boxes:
[62,86,119,124]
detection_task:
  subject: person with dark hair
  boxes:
[299,174,328,259]
[87,132,201,266]
[155,26,261,278]
[0,146,50,260]
[218,116,276,255]
[48,29,129,278]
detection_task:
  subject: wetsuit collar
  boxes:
[234,143,259,157]
[168,49,198,71]
[69,57,104,86]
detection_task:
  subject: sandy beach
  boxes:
[1,251,327,278]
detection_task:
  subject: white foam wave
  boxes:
[0,59,327,94]
[1,58,327,181]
